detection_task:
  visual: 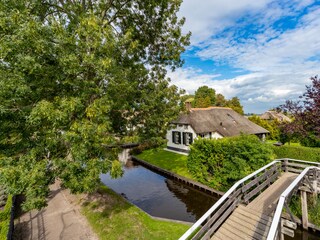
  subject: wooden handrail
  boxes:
[179,158,320,240]
[179,160,281,240]
[267,166,320,240]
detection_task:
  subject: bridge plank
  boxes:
[227,217,266,239]
[247,172,297,216]
[211,173,298,240]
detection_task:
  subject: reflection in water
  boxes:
[100,160,218,222]
[284,228,320,240]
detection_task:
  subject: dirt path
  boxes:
[13,182,98,240]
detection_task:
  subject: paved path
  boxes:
[13,182,98,240]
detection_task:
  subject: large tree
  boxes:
[193,86,216,108]
[0,0,190,209]
[280,76,320,147]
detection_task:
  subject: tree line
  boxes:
[181,85,244,115]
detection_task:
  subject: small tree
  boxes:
[227,97,244,115]
[248,115,280,140]
[280,76,320,147]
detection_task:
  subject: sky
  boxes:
[168,0,320,113]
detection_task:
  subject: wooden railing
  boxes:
[179,158,320,240]
[179,160,282,240]
[267,166,320,240]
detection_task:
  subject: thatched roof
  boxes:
[260,111,291,122]
[172,107,269,136]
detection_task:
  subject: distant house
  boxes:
[260,111,291,122]
[166,107,269,153]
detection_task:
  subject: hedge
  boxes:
[0,195,13,240]
[272,145,320,162]
[188,135,273,191]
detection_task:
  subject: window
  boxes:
[184,125,188,130]
[198,133,206,138]
[172,131,181,144]
[183,132,193,145]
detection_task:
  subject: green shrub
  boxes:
[188,135,273,191]
[0,195,13,239]
[272,145,320,162]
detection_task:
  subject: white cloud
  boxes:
[172,0,319,113]
[168,68,310,113]
[178,0,272,45]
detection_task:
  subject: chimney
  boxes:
[185,101,192,111]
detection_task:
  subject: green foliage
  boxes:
[215,94,227,107]
[194,86,216,108]
[272,145,320,162]
[0,195,13,239]
[226,97,244,115]
[82,186,189,240]
[188,135,273,191]
[0,0,189,210]
[248,115,280,140]
[289,195,320,227]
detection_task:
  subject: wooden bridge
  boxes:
[179,159,320,240]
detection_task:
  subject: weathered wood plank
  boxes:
[282,219,297,230]
[286,162,312,170]
[242,165,279,192]
[203,200,239,239]
[287,167,303,173]
[281,226,295,237]
[244,171,279,203]
[195,188,242,238]
[227,216,268,239]
[301,190,308,230]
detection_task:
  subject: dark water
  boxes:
[100,160,218,222]
[284,228,320,239]
[100,160,320,238]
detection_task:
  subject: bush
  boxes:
[188,135,273,191]
[272,145,320,162]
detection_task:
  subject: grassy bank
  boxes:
[289,195,320,227]
[136,148,194,179]
[81,186,189,240]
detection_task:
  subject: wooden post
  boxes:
[301,190,308,230]
[312,170,318,206]
[284,159,288,173]
[279,220,284,240]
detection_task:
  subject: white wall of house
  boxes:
[166,124,197,151]
[197,131,223,139]
[211,131,223,139]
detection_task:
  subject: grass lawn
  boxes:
[135,148,194,180]
[82,186,189,240]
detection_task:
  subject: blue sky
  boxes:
[168,0,320,113]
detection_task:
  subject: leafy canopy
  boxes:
[191,86,244,114]
[194,86,216,108]
[0,0,190,210]
[280,76,320,147]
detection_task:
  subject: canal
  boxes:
[100,159,218,223]
[101,159,320,238]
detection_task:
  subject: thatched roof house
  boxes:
[166,107,269,153]
[260,111,291,122]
